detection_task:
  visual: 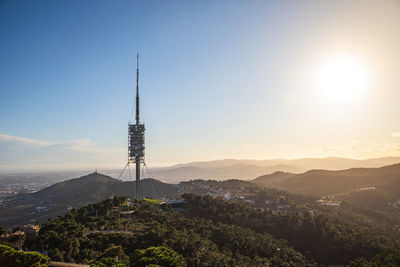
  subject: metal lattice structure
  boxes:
[128,123,145,163]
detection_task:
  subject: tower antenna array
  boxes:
[126,53,145,199]
[136,53,140,124]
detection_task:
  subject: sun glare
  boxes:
[315,54,371,105]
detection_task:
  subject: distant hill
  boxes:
[34,172,179,205]
[34,172,120,204]
[150,156,400,183]
[151,163,302,183]
[2,164,400,233]
[252,171,295,186]
[0,172,180,229]
[253,163,400,197]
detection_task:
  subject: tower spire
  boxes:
[136,53,140,125]
[127,53,145,200]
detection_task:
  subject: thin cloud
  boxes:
[0,133,123,153]
[392,132,400,137]
[0,133,50,146]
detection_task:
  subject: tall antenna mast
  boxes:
[136,53,140,125]
[125,53,146,200]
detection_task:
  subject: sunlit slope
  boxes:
[254,163,400,196]
[252,171,295,186]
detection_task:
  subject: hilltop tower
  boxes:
[128,54,145,199]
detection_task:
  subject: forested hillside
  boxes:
[183,194,400,266]
[15,195,400,266]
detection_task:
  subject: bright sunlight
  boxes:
[315,54,371,105]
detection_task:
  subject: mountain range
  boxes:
[1,161,400,229]
[253,163,400,197]
[150,156,400,182]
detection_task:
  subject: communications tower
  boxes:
[127,54,145,199]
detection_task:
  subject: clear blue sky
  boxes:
[1,0,399,171]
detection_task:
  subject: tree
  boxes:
[92,245,130,267]
[0,226,8,236]
[0,244,50,267]
[132,246,186,267]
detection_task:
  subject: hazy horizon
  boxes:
[1,155,399,174]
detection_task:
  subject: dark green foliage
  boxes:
[27,196,311,266]
[22,194,400,266]
[349,249,400,267]
[92,257,128,267]
[182,194,397,265]
[132,246,186,267]
[0,244,50,267]
[92,245,130,267]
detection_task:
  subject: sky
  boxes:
[1,0,400,172]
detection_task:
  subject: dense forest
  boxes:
[1,194,397,266]
[21,196,310,266]
[182,194,400,266]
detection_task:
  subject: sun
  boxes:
[315,54,371,105]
